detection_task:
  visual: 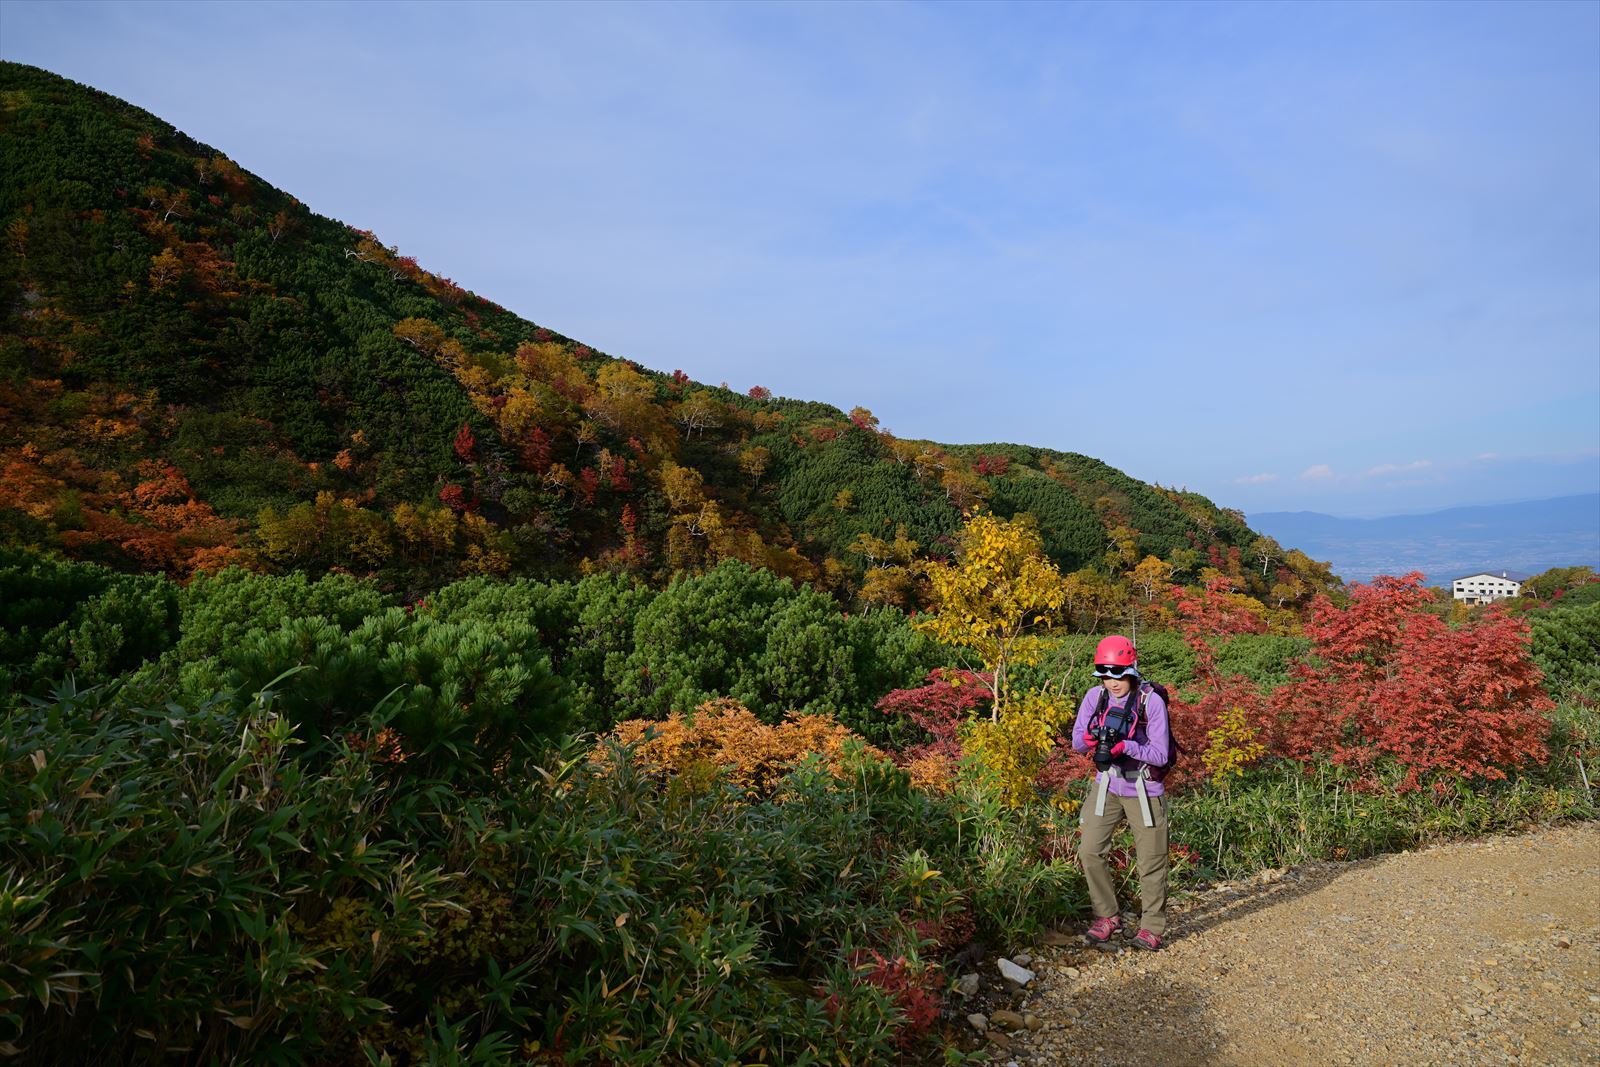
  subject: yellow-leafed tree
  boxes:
[915,510,1067,717]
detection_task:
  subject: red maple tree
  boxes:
[1265,574,1553,792]
[452,423,477,462]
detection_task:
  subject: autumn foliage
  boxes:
[1165,575,1273,787]
[1261,574,1554,792]
[828,950,943,1050]
[876,668,991,791]
[605,698,883,797]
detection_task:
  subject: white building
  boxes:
[1451,570,1528,604]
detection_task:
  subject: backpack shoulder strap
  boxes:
[1091,686,1109,725]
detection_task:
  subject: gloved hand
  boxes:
[1109,740,1131,758]
[1080,730,1095,749]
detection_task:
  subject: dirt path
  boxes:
[970,822,1600,1066]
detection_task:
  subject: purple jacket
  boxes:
[1071,683,1171,798]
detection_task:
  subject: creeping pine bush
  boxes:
[615,561,938,740]
[180,608,572,782]
[3,681,1076,1063]
[0,548,178,697]
[1531,602,1600,694]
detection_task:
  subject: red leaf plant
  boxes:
[1264,574,1553,792]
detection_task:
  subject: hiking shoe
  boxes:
[1131,929,1163,951]
[1083,915,1124,948]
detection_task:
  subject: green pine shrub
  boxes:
[1210,633,1312,691]
[0,548,177,697]
[1531,602,1600,694]
[615,561,938,735]
[182,608,572,782]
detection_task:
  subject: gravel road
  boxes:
[963,821,1600,1066]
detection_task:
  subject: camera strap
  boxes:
[1091,685,1144,738]
[1135,775,1154,828]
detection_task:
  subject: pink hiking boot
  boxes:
[1131,928,1163,951]
[1083,915,1124,948]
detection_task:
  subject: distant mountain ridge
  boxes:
[1250,494,1600,585]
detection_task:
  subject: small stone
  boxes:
[987,1031,1013,1051]
[1555,937,1572,949]
[955,972,980,997]
[1042,929,1074,947]
[1025,1014,1043,1031]
[991,1010,1026,1030]
[967,1013,988,1033]
[1466,1007,1488,1018]
[998,958,1037,986]
[1014,952,1033,967]
[1064,966,1082,979]
[1483,958,1499,967]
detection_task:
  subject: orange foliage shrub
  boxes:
[605,698,883,797]
[902,752,958,795]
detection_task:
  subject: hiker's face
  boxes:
[1103,676,1132,698]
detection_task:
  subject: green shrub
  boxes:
[1211,633,1311,690]
[616,561,935,732]
[1559,582,1600,608]
[1531,602,1600,694]
[988,469,1107,572]
[616,561,796,719]
[560,572,658,730]
[2,681,1056,1063]
[422,574,579,650]
[0,548,177,697]
[1,682,408,1061]
[112,567,390,698]
[185,608,572,781]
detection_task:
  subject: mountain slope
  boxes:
[0,62,1303,604]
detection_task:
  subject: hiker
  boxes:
[1072,634,1172,951]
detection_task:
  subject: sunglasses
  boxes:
[1093,664,1137,678]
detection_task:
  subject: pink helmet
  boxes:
[1094,635,1137,668]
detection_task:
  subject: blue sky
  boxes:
[4,0,1597,518]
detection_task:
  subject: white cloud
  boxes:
[1363,459,1433,477]
[1233,472,1278,484]
[1299,464,1335,481]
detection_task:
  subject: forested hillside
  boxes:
[0,62,1334,606]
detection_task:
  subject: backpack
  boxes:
[1089,681,1180,783]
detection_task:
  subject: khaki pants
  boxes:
[1078,779,1169,937]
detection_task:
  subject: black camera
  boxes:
[1090,702,1136,770]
